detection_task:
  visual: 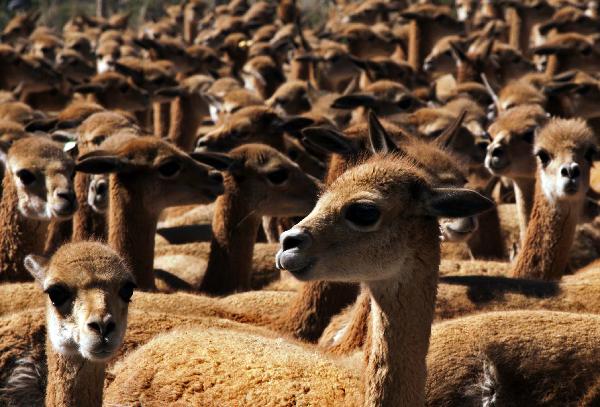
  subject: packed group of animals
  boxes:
[1,0,600,405]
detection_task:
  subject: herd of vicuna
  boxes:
[0,0,600,405]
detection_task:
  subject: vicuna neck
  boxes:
[45,337,104,407]
[72,173,107,242]
[408,20,421,71]
[168,95,207,151]
[506,7,528,54]
[363,221,439,407]
[153,102,170,138]
[108,174,157,290]
[200,179,261,295]
[513,176,536,244]
[512,182,582,280]
[0,172,49,282]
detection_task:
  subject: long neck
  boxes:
[363,222,439,407]
[108,174,157,290]
[408,20,421,71]
[513,176,536,244]
[45,337,104,407]
[72,173,107,242]
[329,286,370,355]
[168,95,206,152]
[0,172,49,282]
[200,181,262,295]
[153,102,170,138]
[512,181,583,280]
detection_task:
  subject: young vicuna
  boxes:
[0,137,77,282]
[103,153,492,406]
[7,242,135,407]
[75,136,225,290]
[512,118,598,280]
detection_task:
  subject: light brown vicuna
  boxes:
[512,118,598,280]
[103,152,493,406]
[485,104,549,243]
[0,136,77,282]
[74,135,225,290]
[0,242,135,407]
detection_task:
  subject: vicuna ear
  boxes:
[434,109,467,149]
[367,111,398,154]
[25,118,59,133]
[449,41,468,63]
[301,126,356,155]
[190,151,235,171]
[75,150,130,174]
[543,82,580,95]
[426,187,494,218]
[155,86,187,98]
[24,254,49,286]
[331,94,377,110]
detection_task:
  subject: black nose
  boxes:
[56,189,76,207]
[209,170,223,184]
[87,317,115,338]
[281,229,312,251]
[93,179,107,196]
[560,162,580,179]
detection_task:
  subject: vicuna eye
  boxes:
[45,284,72,307]
[92,135,107,145]
[119,281,136,302]
[119,85,129,93]
[536,149,551,167]
[345,202,381,229]
[397,98,413,110]
[266,169,289,185]
[16,169,36,185]
[157,160,182,178]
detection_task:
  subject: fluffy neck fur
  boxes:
[72,173,107,242]
[408,20,421,71]
[364,219,440,406]
[45,337,104,407]
[108,174,157,290]
[0,171,49,282]
[200,176,262,295]
[513,176,536,244]
[512,182,583,280]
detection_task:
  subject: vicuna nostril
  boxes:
[281,230,311,251]
[491,147,504,158]
[561,163,580,179]
[209,171,223,184]
[57,190,76,206]
[88,321,101,334]
[105,321,115,336]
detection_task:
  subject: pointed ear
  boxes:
[543,82,580,95]
[426,187,495,218]
[449,41,468,62]
[155,86,186,98]
[301,126,356,155]
[190,151,235,171]
[367,111,397,154]
[24,254,49,286]
[25,118,58,133]
[435,109,467,149]
[75,150,129,174]
[331,94,377,110]
[480,38,495,60]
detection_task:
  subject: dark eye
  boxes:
[92,135,107,145]
[428,129,443,139]
[119,281,136,302]
[397,98,413,110]
[536,149,551,167]
[577,85,591,95]
[45,284,72,307]
[119,84,129,93]
[522,129,535,144]
[582,47,592,56]
[16,169,36,185]
[158,160,182,178]
[345,202,381,229]
[266,169,288,184]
